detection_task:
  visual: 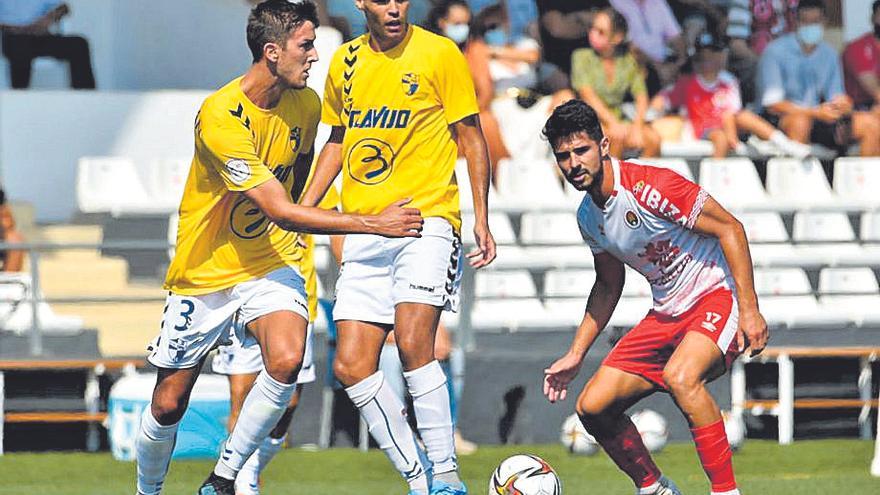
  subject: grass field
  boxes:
[2,440,878,494]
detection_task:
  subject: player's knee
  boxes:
[662,365,699,396]
[264,352,303,384]
[575,394,608,426]
[333,356,369,387]
[151,392,187,424]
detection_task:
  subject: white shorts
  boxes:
[333,217,462,325]
[147,266,309,369]
[211,323,316,384]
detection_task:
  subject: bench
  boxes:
[0,358,143,455]
[730,346,880,445]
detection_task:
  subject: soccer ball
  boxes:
[630,409,668,453]
[489,454,562,495]
[559,414,599,456]
[722,410,745,451]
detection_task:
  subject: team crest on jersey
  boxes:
[289,126,302,152]
[401,72,420,96]
[347,138,395,185]
[633,180,645,194]
[625,210,641,229]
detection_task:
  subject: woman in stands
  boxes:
[0,189,24,272]
[570,7,661,159]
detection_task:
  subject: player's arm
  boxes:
[454,114,496,268]
[691,197,768,356]
[544,252,625,403]
[243,178,422,237]
[300,125,345,207]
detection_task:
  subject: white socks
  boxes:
[135,408,179,495]
[711,490,741,495]
[214,371,297,480]
[404,360,458,478]
[235,434,286,495]
[346,370,428,493]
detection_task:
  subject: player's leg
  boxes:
[706,129,730,158]
[664,331,738,495]
[735,110,812,158]
[227,373,258,431]
[576,366,679,494]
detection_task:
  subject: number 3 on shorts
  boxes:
[162,298,196,332]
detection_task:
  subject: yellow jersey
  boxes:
[299,182,340,322]
[322,25,478,233]
[165,77,320,295]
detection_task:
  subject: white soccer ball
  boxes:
[489,454,562,495]
[722,410,745,451]
[559,414,599,456]
[630,409,668,453]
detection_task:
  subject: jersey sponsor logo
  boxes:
[636,182,687,224]
[625,210,641,229]
[347,106,411,129]
[638,239,681,270]
[347,138,395,185]
[401,72,420,96]
[230,197,269,239]
[225,159,251,185]
[289,126,302,152]
[633,180,645,194]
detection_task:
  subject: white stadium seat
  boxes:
[543,299,588,327]
[860,211,880,242]
[495,158,568,209]
[543,269,596,298]
[698,158,769,209]
[520,212,582,245]
[461,212,516,245]
[754,268,812,296]
[475,270,537,298]
[792,212,856,242]
[455,158,501,212]
[0,273,83,334]
[738,212,789,243]
[622,267,652,298]
[307,26,343,95]
[634,157,694,180]
[760,295,821,327]
[832,157,880,205]
[818,267,879,295]
[765,158,834,205]
[471,299,552,330]
[76,156,157,215]
[147,157,190,210]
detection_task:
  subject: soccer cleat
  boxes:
[198,473,236,495]
[637,475,682,495]
[408,491,429,495]
[429,480,468,495]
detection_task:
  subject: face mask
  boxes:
[444,23,469,44]
[797,23,824,46]
[484,28,508,46]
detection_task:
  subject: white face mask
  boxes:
[444,23,469,44]
[797,23,824,46]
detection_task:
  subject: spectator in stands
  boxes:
[842,0,880,115]
[758,0,880,157]
[571,8,660,158]
[427,0,511,180]
[0,189,24,272]
[0,1,95,89]
[609,0,688,89]
[537,0,609,81]
[726,0,799,106]
[470,3,541,93]
[652,31,811,158]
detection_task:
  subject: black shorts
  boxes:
[761,112,852,150]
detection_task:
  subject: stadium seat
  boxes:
[147,157,190,210]
[543,269,596,298]
[860,212,880,242]
[818,267,879,295]
[792,212,856,242]
[698,158,769,209]
[76,156,160,215]
[495,158,568,209]
[475,270,537,299]
[738,212,789,243]
[622,267,652,298]
[470,299,552,330]
[520,212,582,245]
[832,157,880,205]
[307,26,343,95]
[815,268,880,326]
[455,158,501,212]
[0,273,83,333]
[167,212,178,260]
[760,295,821,327]
[461,212,516,245]
[634,157,694,180]
[489,246,593,270]
[660,139,715,159]
[543,298,587,327]
[754,268,812,296]
[765,158,834,206]
[491,95,555,165]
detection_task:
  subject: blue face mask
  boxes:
[484,28,508,46]
[444,23,469,44]
[797,23,824,46]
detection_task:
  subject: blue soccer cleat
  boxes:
[197,473,235,495]
[430,480,468,495]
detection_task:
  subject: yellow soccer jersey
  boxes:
[322,25,478,233]
[299,184,340,322]
[165,77,320,295]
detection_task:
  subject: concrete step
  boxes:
[52,301,164,357]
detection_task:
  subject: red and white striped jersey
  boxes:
[577,158,733,316]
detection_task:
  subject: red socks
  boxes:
[593,417,661,489]
[691,419,737,492]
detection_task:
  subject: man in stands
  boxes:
[542,100,768,495]
[133,2,423,495]
[300,0,495,493]
[758,0,880,156]
[842,0,880,116]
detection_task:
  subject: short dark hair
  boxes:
[542,100,604,148]
[797,0,826,16]
[426,0,470,34]
[247,0,319,63]
[874,0,880,15]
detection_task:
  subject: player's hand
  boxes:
[373,198,423,238]
[814,103,843,123]
[467,221,496,269]
[737,306,768,357]
[543,351,584,403]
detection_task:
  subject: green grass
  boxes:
[2,440,878,494]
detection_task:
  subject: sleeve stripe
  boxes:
[686,189,709,229]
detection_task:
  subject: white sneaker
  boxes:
[775,138,812,159]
